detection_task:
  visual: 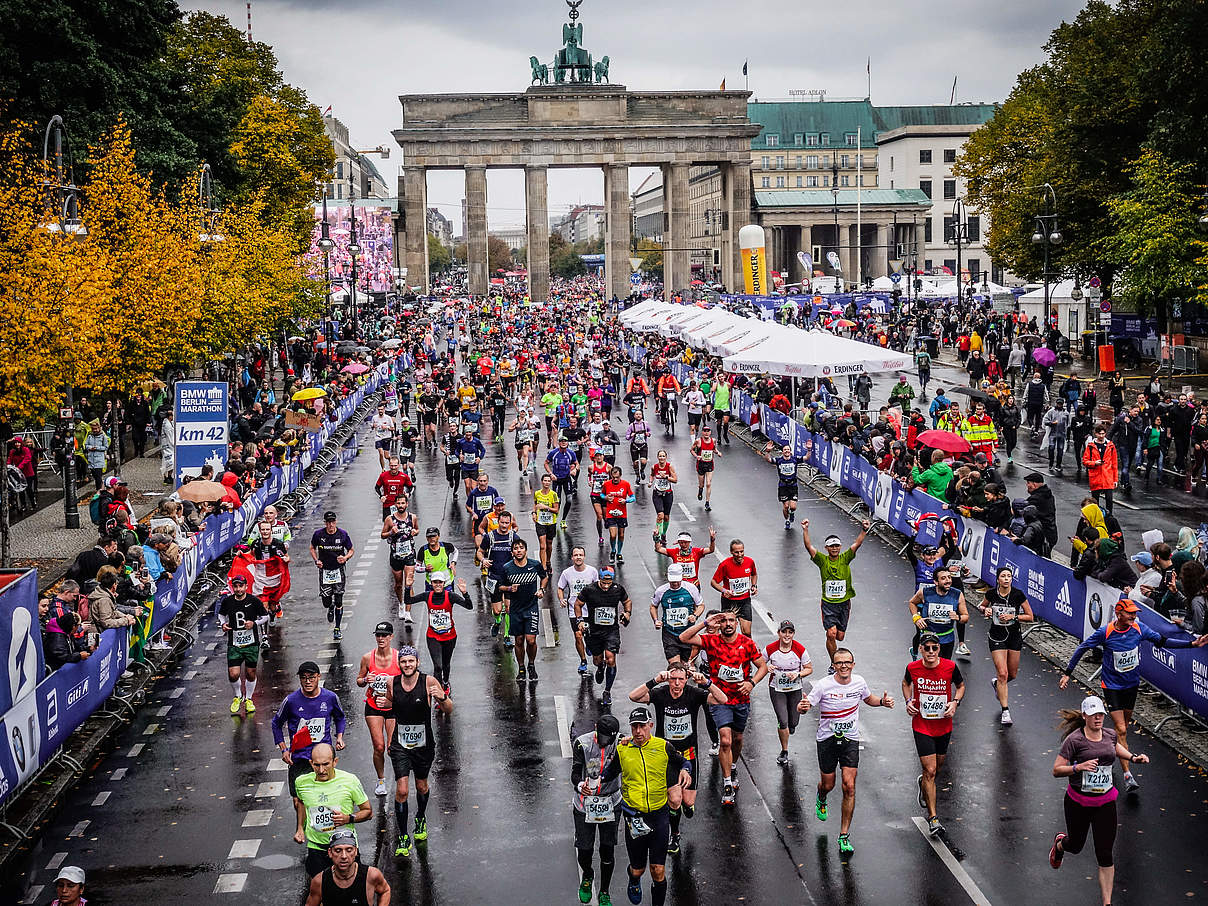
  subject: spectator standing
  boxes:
[1042,399,1071,474]
[1082,424,1120,516]
[129,389,152,458]
[1023,472,1058,553]
[6,438,36,511]
[83,420,108,488]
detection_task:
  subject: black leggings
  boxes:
[445,463,461,490]
[426,636,457,685]
[1062,794,1116,867]
[555,477,575,517]
[1091,488,1114,516]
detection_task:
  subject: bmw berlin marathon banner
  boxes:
[174,381,229,487]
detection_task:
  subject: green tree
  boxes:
[428,233,451,273]
[488,236,512,272]
[452,242,467,264]
[636,238,663,279]
[1100,149,1208,320]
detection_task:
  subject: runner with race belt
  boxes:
[902,633,965,838]
[906,565,969,660]
[802,518,870,666]
[571,714,622,906]
[649,564,704,665]
[310,511,354,642]
[646,451,677,544]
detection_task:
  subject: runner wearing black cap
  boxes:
[902,632,965,837]
[576,567,632,706]
[571,714,622,905]
[217,574,269,715]
[356,622,401,797]
[310,511,354,642]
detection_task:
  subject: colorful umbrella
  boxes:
[915,430,971,454]
[291,387,327,401]
[341,363,369,374]
[176,480,230,502]
[1031,347,1056,367]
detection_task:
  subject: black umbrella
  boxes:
[367,339,384,348]
[949,385,994,404]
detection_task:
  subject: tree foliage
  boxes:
[636,238,663,278]
[427,234,451,274]
[487,236,513,273]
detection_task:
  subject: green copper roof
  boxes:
[748,100,997,149]
[754,188,932,207]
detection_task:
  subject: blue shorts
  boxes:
[708,702,750,733]
[510,608,539,637]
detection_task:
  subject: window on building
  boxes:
[858,174,865,186]
[807,175,818,187]
[766,134,779,147]
[967,258,981,279]
[924,258,933,271]
[919,149,932,164]
[943,215,956,242]
[820,133,830,146]
[795,156,802,168]
[919,179,932,199]
[943,149,956,163]
[924,219,933,242]
[807,154,819,168]
[943,258,957,274]
[761,156,770,170]
[821,175,829,187]
[822,155,830,169]
[845,133,858,147]
[776,176,785,187]
[761,176,770,188]
[840,175,849,187]
[796,175,803,187]
[966,215,980,243]
[806,133,818,147]
[793,133,803,146]
[336,161,344,179]
[335,183,343,199]
[840,154,850,168]
[776,156,784,169]
[943,179,956,199]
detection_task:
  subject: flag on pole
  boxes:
[949,76,958,105]
[742,60,748,76]
[322,104,332,116]
[720,78,726,90]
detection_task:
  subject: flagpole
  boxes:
[856,125,862,290]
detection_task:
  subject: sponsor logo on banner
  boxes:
[44,687,58,739]
[1153,647,1177,673]
[6,606,39,709]
[873,472,894,521]
[67,678,89,710]
[829,444,844,483]
[1051,580,1071,619]
[1194,660,1208,704]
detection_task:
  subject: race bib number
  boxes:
[919,693,948,719]
[393,538,414,558]
[321,568,342,587]
[700,449,713,462]
[308,805,334,833]
[446,452,460,465]
[664,713,691,740]
[463,453,478,465]
[824,579,847,599]
[306,718,327,743]
[717,664,743,683]
[679,561,696,579]
[607,506,624,518]
[1113,647,1140,673]
[665,607,689,629]
[583,795,615,823]
[398,724,427,749]
[601,444,614,457]
[774,671,801,692]
[232,628,255,647]
[594,607,617,627]
[370,675,389,697]
[428,609,452,633]
[654,477,671,492]
[398,445,413,457]
[778,463,796,477]
[926,602,954,624]
[484,577,498,594]
[537,510,556,525]
[728,576,751,597]
[991,605,1016,626]
[831,716,857,738]
[1080,765,1114,795]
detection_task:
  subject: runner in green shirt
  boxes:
[293,743,373,877]
[801,518,871,665]
[711,380,732,444]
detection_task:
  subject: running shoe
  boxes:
[579,875,594,904]
[578,661,589,675]
[1124,772,1140,791]
[1001,708,1013,726]
[666,833,680,855]
[616,553,624,564]
[601,690,612,706]
[721,783,735,806]
[491,620,500,637]
[681,802,693,819]
[375,779,388,797]
[528,666,539,683]
[404,611,414,625]
[927,816,944,837]
[697,488,703,500]
[730,771,739,790]
[838,834,854,856]
[395,833,412,857]
[596,663,606,684]
[413,817,427,841]
[333,629,343,641]
[327,605,335,624]
[397,603,405,619]
[1048,832,1066,869]
[784,519,792,530]
[708,742,720,757]
[917,774,926,809]
[504,636,514,649]
[626,874,642,905]
[815,798,828,821]
[244,698,255,714]
[704,502,711,512]
[777,751,789,766]
[955,642,972,658]
[517,666,527,682]
[230,696,242,715]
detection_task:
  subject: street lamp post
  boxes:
[946,198,968,304]
[1030,183,1062,326]
[317,191,335,338]
[42,115,88,531]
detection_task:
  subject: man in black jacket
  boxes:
[1023,471,1057,554]
[65,536,118,584]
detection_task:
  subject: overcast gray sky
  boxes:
[186,0,1085,235]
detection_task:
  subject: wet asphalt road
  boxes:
[13,403,1208,906]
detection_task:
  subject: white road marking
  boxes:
[205,642,218,651]
[267,758,288,772]
[911,817,994,905]
[553,695,573,758]
[1114,499,1139,510]
[157,705,172,717]
[241,809,274,827]
[228,839,261,859]
[540,608,556,648]
[677,502,696,522]
[127,744,144,757]
[68,820,89,838]
[46,852,67,870]
[169,688,185,699]
[254,781,284,798]
[111,768,127,781]
[194,656,207,666]
[91,792,111,807]
[353,569,369,577]
[143,724,159,736]
[184,670,198,680]
[214,873,248,894]
[19,885,42,904]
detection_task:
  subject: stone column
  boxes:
[728,160,752,293]
[605,162,631,301]
[465,166,488,297]
[873,222,890,279]
[666,162,690,300]
[402,166,429,294]
[840,221,855,288]
[799,225,814,284]
[525,165,549,305]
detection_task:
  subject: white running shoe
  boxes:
[1001,708,1013,726]
[404,611,414,624]
[375,779,388,796]
[955,642,972,657]
[709,742,720,757]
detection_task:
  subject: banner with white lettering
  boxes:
[173,381,229,487]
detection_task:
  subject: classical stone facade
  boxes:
[393,85,760,302]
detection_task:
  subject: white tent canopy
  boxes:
[618,299,669,326]
[660,306,713,337]
[723,327,912,377]
[680,310,745,346]
[708,318,778,356]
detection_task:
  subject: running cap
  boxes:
[917,632,942,647]
[628,706,653,725]
[493,496,506,505]
[823,535,842,547]
[1129,551,1153,566]
[297,660,321,676]
[676,531,693,542]
[398,645,419,660]
[54,866,85,885]
[599,566,615,579]
[374,621,394,636]
[323,510,338,521]
[596,714,621,736]
[401,415,411,422]
[920,545,939,556]
[327,829,357,848]
[1080,695,1107,717]
[230,575,248,585]
[666,564,684,581]
[778,620,795,632]
[430,571,449,584]
[1115,599,1140,613]
[425,526,441,537]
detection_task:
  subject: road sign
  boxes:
[889,272,902,284]
[1100,299,1111,313]
[629,257,643,272]
[173,381,228,488]
[630,273,641,284]
[1089,276,1101,288]
[58,408,72,420]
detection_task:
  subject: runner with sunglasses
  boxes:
[902,632,965,839]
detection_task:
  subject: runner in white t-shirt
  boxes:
[683,383,707,440]
[798,646,895,858]
[371,405,397,468]
[557,545,599,675]
[764,621,813,766]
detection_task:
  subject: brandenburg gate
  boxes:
[393,0,760,303]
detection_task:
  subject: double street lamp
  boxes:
[1029,183,1063,318]
[945,198,969,301]
[317,191,335,337]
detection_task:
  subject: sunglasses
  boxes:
[920,645,941,652]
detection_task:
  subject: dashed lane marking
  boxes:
[46,852,67,870]
[228,839,261,859]
[184,670,198,680]
[157,705,171,717]
[541,608,556,648]
[169,687,185,699]
[241,809,274,827]
[214,873,248,894]
[911,817,994,905]
[143,724,159,736]
[68,821,89,838]
[127,744,144,757]
[91,791,111,806]
[20,885,42,904]
[254,781,284,798]
[111,768,127,781]
[267,758,287,772]
[194,656,207,666]
[677,502,696,522]
[553,695,572,758]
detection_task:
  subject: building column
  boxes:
[604,163,631,301]
[799,225,814,284]
[402,166,429,294]
[728,160,752,294]
[465,166,488,297]
[840,221,856,288]
[665,161,690,300]
[873,222,889,280]
[525,165,549,305]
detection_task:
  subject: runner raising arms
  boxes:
[762,442,805,530]
[647,450,677,544]
[407,571,472,694]
[797,647,894,857]
[902,632,965,838]
[689,424,721,512]
[356,621,401,797]
[802,519,870,664]
[979,566,1034,726]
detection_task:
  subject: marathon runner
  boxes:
[293,744,372,878]
[558,546,599,675]
[410,571,472,693]
[764,620,813,765]
[217,575,269,714]
[655,529,715,589]
[689,424,721,511]
[417,527,458,591]
[601,465,634,565]
[303,829,390,906]
[576,566,632,706]
[545,435,580,527]
[906,565,969,661]
[479,509,518,646]
[396,416,419,478]
[798,647,895,856]
[309,511,354,642]
[381,498,419,622]
[587,451,612,545]
[355,621,400,798]
[381,644,451,858]
[979,565,1035,726]
[571,714,622,906]
[457,424,487,499]
[626,412,653,482]
[762,441,806,530]
[437,423,462,498]
[801,518,871,664]
[679,611,766,805]
[374,454,410,522]
[648,564,703,666]
[709,538,757,637]
[508,408,540,476]
[682,380,706,441]
[902,632,965,837]
[531,472,560,571]
[628,663,725,854]
[711,377,732,445]
[370,402,397,468]
[499,537,549,682]
[646,450,677,544]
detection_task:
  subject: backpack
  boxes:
[89,493,107,526]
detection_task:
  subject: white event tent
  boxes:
[722,327,912,377]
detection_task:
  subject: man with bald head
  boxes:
[293,742,372,877]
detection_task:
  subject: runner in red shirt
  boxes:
[655,528,716,588]
[710,539,758,636]
[374,456,414,519]
[690,425,722,512]
[901,632,966,839]
[601,465,633,565]
[679,611,766,805]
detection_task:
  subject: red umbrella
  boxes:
[916,429,971,454]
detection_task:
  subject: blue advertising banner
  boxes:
[0,571,43,716]
[173,381,229,487]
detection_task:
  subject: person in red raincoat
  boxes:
[1081,422,1120,515]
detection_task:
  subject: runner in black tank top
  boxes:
[321,862,370,906]
[305,835,390,906]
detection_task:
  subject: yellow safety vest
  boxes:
[615,736,673,813]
